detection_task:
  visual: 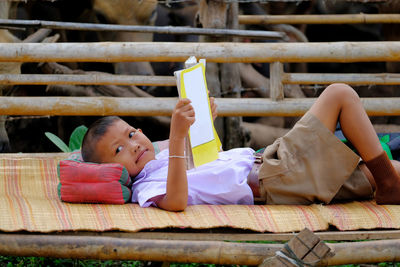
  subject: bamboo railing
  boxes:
[239,14,400,25]
[0,74,176,86]
[3,73,400,88]
[3,73,400,87]
[283,73,400,85]
[0,41,399,117]
[1,96,399,117]
[1,42,400,63]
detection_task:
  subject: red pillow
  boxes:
[58,160,132,204]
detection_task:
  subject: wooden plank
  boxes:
[284,228,331,263]
[1,42,400,63]
[283,73,400,85]
[264,229,333,266]
[239,14,400,25]
[0,74,176,86]
[286,228,319,261]
[0,96,399,117]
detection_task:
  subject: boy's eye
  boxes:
[116,146,122,154]
[129,131,135,138]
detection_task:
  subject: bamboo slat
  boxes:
[239,14,400,25]
[1,42,400,63]
[2,73,400,86]
[1,233,400,265]
[0,97,399,117]
[283,73,400,85]
[54,230,400,242]
[0,74,176,86]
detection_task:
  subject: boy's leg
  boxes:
[308,83,382,161]
[308,83,400,204]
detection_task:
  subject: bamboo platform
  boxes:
[1,40,400,265]
[2,152,400,265]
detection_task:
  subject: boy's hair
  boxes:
[81,116,121,163]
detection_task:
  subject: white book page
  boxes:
[182,66,214,147]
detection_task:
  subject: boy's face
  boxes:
[96,119,155,177]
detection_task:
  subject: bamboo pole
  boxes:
[0,234,278,264]
[0,74,176,86]
[0,19,285,40]
[239,14,400,25]
[283,73,400,85]
[270,62,284,100]
[321,239,400,266]
[1,234,400,265]
[3,73,400,86]
[0,97,399,117]
[1,42,400,63]
[2,73,400,86]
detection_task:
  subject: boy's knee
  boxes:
[326,83,354,94]
[391,160,400,175]
[325,83,359,102]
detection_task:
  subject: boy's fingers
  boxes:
[178,98,191,106]
[186,109,195,117]
[179,102,194,112]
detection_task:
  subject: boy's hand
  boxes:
[170,98,195,140]
[210,97,218,121]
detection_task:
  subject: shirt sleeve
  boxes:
[132,180,167,207]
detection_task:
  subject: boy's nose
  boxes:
[130,142,140,153]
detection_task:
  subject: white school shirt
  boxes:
[131,147,255,207]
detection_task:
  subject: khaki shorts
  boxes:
[258,112,374,205]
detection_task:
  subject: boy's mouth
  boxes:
[135,149,147,163]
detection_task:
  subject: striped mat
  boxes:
[1,155,400,233]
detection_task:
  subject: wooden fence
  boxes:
[0,41,399,117]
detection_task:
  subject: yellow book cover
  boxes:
[174,61,221,168]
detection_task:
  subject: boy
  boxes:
[82,83,400,211]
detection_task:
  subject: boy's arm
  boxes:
[155,98,194,211]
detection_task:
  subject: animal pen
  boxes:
[2,16,400,267]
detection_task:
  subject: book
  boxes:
[174,57,221,169]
